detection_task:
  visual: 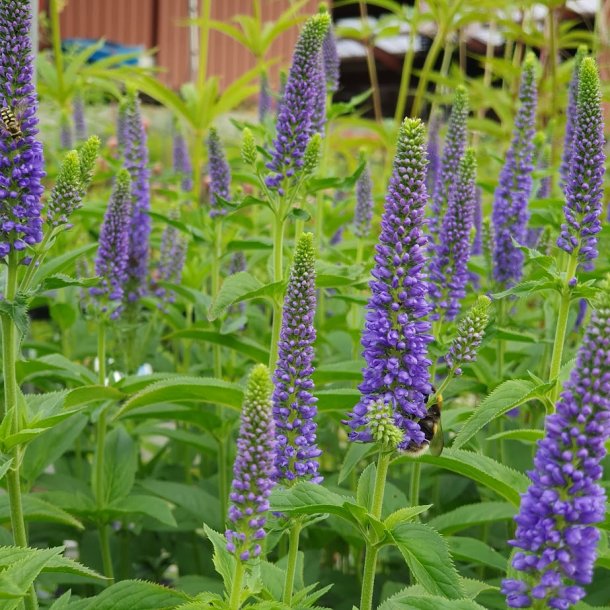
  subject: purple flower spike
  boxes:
[344,118,433,450]
[265,13,330,193]
[73,93,86,142]
[60,117,73,150]
[322,24,340,93]
[560,46,587,193]
[155,216,187,306]
[122,92,151,303]
[259,73,272,123]
[557,58,605,264]
[226,364,276,561]
[206,127,231,218]
[354,162,373,239]
[0,0,45,260]
[273,233,321,485]
[173,132,193,192]
[471,188,482,256]
[492,53,537,287]
[90,170,131,316]
[502,278,610,609]
[426,114,441,194]
[310,52,327,135]
[429,86,469,247]
[429,148,477,321]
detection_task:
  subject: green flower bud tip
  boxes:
[241,127,257,166]
[78,135,101,191]
[367,399,404,449]
[303,132,322,176]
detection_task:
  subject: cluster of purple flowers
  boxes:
[265,13,330,193]
[354,162,373,239]
[226,364,276,561]
[206,127,231,217]
[155,217,187,306]
[491,53,537,287]
[344,118,432,450]
[429,148,477,321]
[173,132,193,192]
[272,233,321,484]
[121,92,151,302]
[322,25,340,93]
[502,281,610,609]
[556,58,605,264]
[0,0,45,260]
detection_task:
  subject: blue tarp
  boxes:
[62,38,143,65]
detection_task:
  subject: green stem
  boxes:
[409,462,421,507]
[228,560,245,610]
[282,522,303,605]
[94,325,114,583]
[50,0,65,100]
[496,299,506,380]
[359,452,390,610]
[359,0,382,123]
[20,232,51,292]
[212,219,223,379]
[269,211,285,370]
[197,0,211,91]
[394,0,420,124]
[217,436,228,528]
[411,28,445,118]
[548,254,578,406]
[2,253,38,610]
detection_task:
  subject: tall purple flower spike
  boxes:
[492,53,537,287]
[265,13,330,194]
[0,0,45,260]
[354,162,373,239]
[73,93,87,142]
[557,58,605,264]
[502,278,610,609]
[90,170,131,317]
[226,364,276,562]
[426,113,441,195]
[429,148,477,321]
[273,233,321,485]
[322,24,340,93]
[121,92,151,303]
[560,46,587,193]
[173,132,193,193]
[344,118,433,450]
[206,127,231,218]
[259,73,272,123]
[429,86,468,248]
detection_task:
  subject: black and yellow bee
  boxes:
[404,393,444,457]
[0,106,21,139]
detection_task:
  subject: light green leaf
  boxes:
[428,502,517,534]
[447,537,507,571]
[107,494,177,527]
[0,494,83,529]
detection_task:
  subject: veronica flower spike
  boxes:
[492,53,537,288]
[502,277,610,609]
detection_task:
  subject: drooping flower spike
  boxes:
[502,278,610,609]
[344,118,433,450]
[429,86,469,247]
[265,13,330,194]
[429,148,477,321]
[206,127,231,218]
[0,0,45,260]
[492,52,537,287]
[226,364,276,561]
[273,233,321,485]
[121,92,151,303]
[557,57,605,264]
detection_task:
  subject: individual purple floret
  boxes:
[0,0,45,260]
[429,148,477,321]
[226,364,276,561]
[265,13,330,193]
[429,86,468,247]
[173,132,193,192]
[560,46,587,193]
[557,58,605,264]
[259,73,272,123]
[206,127,231,218]
[322,24,340,93]
[121,92,151,303]
[272,233,321,485]
[444,295,491,376]
[73,93,87,142]
[354,162,373,239]
[492,53,537,287]
[426,114,441,195]
[502,279,610,609]
[344,118,433,450]
[90,170,131,316]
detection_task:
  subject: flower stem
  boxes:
[394,0,419,124]
[409,462,421,507]
[548,254,578,405]
[359,0,382,123]
[269,210,285,370]
[94,324,114,583]
[496,298,506,380]
[411,28,445,118]
[49,0,65,99]
[282,521,303,605]
[360,451,390,610]
[2,253,38,610]
[228,559,245,610]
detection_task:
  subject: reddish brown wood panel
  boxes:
[46,0,319,91]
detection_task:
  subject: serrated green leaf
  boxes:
[428,502,516,534]
[383,505,433,530]
[447,536,507,571]
[203,525,235,593]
